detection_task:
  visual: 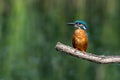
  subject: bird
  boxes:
[67,20,88,52]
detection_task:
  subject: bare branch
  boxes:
[55,42,120,64]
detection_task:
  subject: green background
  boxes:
[0,0,120,80]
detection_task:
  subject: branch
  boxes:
[55,42,120,64]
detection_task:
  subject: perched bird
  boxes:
[68,20,88,52]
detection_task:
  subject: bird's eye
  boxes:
[75,22,80,25]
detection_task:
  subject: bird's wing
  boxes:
[83,38,88,51]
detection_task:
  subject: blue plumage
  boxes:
[67,20,88,32]
[74,20,88,29]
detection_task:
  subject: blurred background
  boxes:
[0,0,120,80]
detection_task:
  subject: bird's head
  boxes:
[67,20,88,31]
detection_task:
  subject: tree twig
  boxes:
[55,42,120,64]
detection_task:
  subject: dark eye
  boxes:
[75,22,80,25]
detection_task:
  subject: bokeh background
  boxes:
[0,0,120,80]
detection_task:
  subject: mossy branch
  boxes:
[55,42,120,64]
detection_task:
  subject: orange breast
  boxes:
[72,29,88,52]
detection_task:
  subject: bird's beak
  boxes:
[67,22,75,25]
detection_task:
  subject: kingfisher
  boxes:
[68,20,88,52]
